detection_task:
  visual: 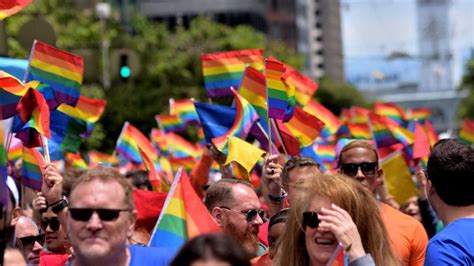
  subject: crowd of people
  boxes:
[0,138,473,265]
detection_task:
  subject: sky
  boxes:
[341,0,474,86]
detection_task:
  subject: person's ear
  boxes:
[426,179,435,196]
[211,207,225,227]
[375,168,384,186]
[127,210,137,238]
[10,207,22,226]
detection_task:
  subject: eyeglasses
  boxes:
[340,162,378,176]
[41,217,61,232]
[219,206,265,223]
[69,208,131,222]
[303,212,320,228]
[16,234,45,249]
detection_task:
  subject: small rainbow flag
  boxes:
[374,102,406,125]
[57,96,107,124]
[368,113,400,148]
[407,107,432,121]
[0,71,40,119]
[138,147,161,191]
[238,66,267,130]
[201,48,263,98]
[0,121,9,205]
[150,128,168,155]
[149,169,220,254]
[346,122,371,140]
[413,121,431,159]
[212,88,259,154]
[315,143,337,164]
[303,99,342,139]
[281,66,318,107]
[459,118,474,144]
[0,0,32,20]
[423,120,438,147]
[265,57,295,122]
[341,106,369,124]
[115,122,157,164]
[284,106,325,147]
[155,114,186,133]
[65,152,88,169]
[164,132,200,158]
[169,156,195,173]
[88,150,118,167]
[25,40,84,106]
[21,146,44,191]
[7,137,22,162]
[169,99,199,125]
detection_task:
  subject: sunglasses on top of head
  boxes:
[340,162,378,176]
[68,208,131,222]
[219,206,266,223]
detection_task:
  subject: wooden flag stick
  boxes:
[256,122,278,153]
[42,136,50,164]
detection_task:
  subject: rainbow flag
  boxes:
[164,132,200,158]
[315,143,336,163]
[303,99,342,139]
[115,122,157,164]
[212,88,259,154]
[150,128,168,155]
[21,146,44,191]
[155,114,186,133]
[284,106,325,147]
[0,121,9,205]
[341,106,369,124]
[88,150,118,167]
[0,71,41,119]
[169,156,195,173]
[149,169,220,254]
[424,120,438,147]
[265,57,295,122]
[0,0,32,20]
[57,96,107,123]
[459,118,474,144]
[238,66,267,130]
[368,113,400,148]
[327,243,348,266]
[138,147,161,191]
[281,66,318,107]
[201,48,263,98]
[65,152,88,169]
[7,137,22,162]
[13,88,51,148]
[169,99,199,125]
[25,40,84,106]
[413,121,431,159]
[407,107,432,121]
[373,102,406,125]
[346,122,371,139]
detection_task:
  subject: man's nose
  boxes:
[252,213,264,225]
[86,212,104,231]
[32,241,43,251]
[354,167,366,181]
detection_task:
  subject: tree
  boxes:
[315,77,369,115]
[459,58,474,120]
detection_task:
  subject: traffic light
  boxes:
[119,54,131,80]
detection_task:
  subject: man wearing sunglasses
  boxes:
[39,207,71,259]
[204,179,265,259]
[424,139,474,265]
[338,140,428,266]
[14,216,44,264]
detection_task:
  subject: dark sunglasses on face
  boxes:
[69,208,131,222]
[16,234,45,249]
[41,217,61,232]
[220,206,265,223]
[340,162,378,176]
[303,212,320,229]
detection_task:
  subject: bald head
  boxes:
[15,216,39,238]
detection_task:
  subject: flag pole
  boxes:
[264,59,272,155]
[169,98,175,115]
[42,136,50,164]
[256,122,278,153]
[5,132,13,161]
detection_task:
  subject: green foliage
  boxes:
[459,58,474,119]
[315,77,369,115]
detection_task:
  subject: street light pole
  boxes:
[96,2,111,90]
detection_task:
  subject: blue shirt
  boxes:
[129,245,173,266]
[424,218,474,265]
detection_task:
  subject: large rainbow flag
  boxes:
[303,99,342,139]
[21,146,44,191]
[265,57,295,122]
[24,40,84,106]
[201,48,263,98]
[459,118,474,144]
[148,169,220,254]
[115,122,157,164]
[212,88,259,154]
[0,0,32,20]
[238,66,267,130]
[169,99,199,125]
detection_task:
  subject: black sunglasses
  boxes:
[41,217,61,232]
[16,234,45,249]
[69,208,131,222]
[340,162,378,176]
[220,206,265,223]
[303,212,320,228]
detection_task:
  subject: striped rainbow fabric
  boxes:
[201,49,263,98]
[21,146,44,190]
[169,99,199,125]
[459,118,474,144]
[346,122,371,140]
[115,122,157,164]
[138,147,161,191]
[149,169,220,254]
[303,99,342,139]
[284,106,325,147]
[0,0,32,20]
[164,132,200,159]
[57,96,107,124]
[0,71,41,119]
[212,88,259,154]
[65,152,88,169]
[281,66,318,107]
[150,128,168,155]
[155,114,186,133]
[238,66,268,130]
[0,120,8,205]
[423,120,438,147]
[373,102,406,125]
[88,150,118,168]
[407,107,432,121]
[7,137,22,162]
[265,57,295,122]
[368,113,400,148]
[25,40,84,106]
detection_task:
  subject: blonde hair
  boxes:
[275,173,399,266]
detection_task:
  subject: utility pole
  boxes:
[96,2,111,90]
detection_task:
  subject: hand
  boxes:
[262,154,283,196]
[415,165,428,199]
[32,192,47,211]
[318,204,366,262]
[41,164,64,205]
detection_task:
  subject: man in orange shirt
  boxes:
[338,140,428,266]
